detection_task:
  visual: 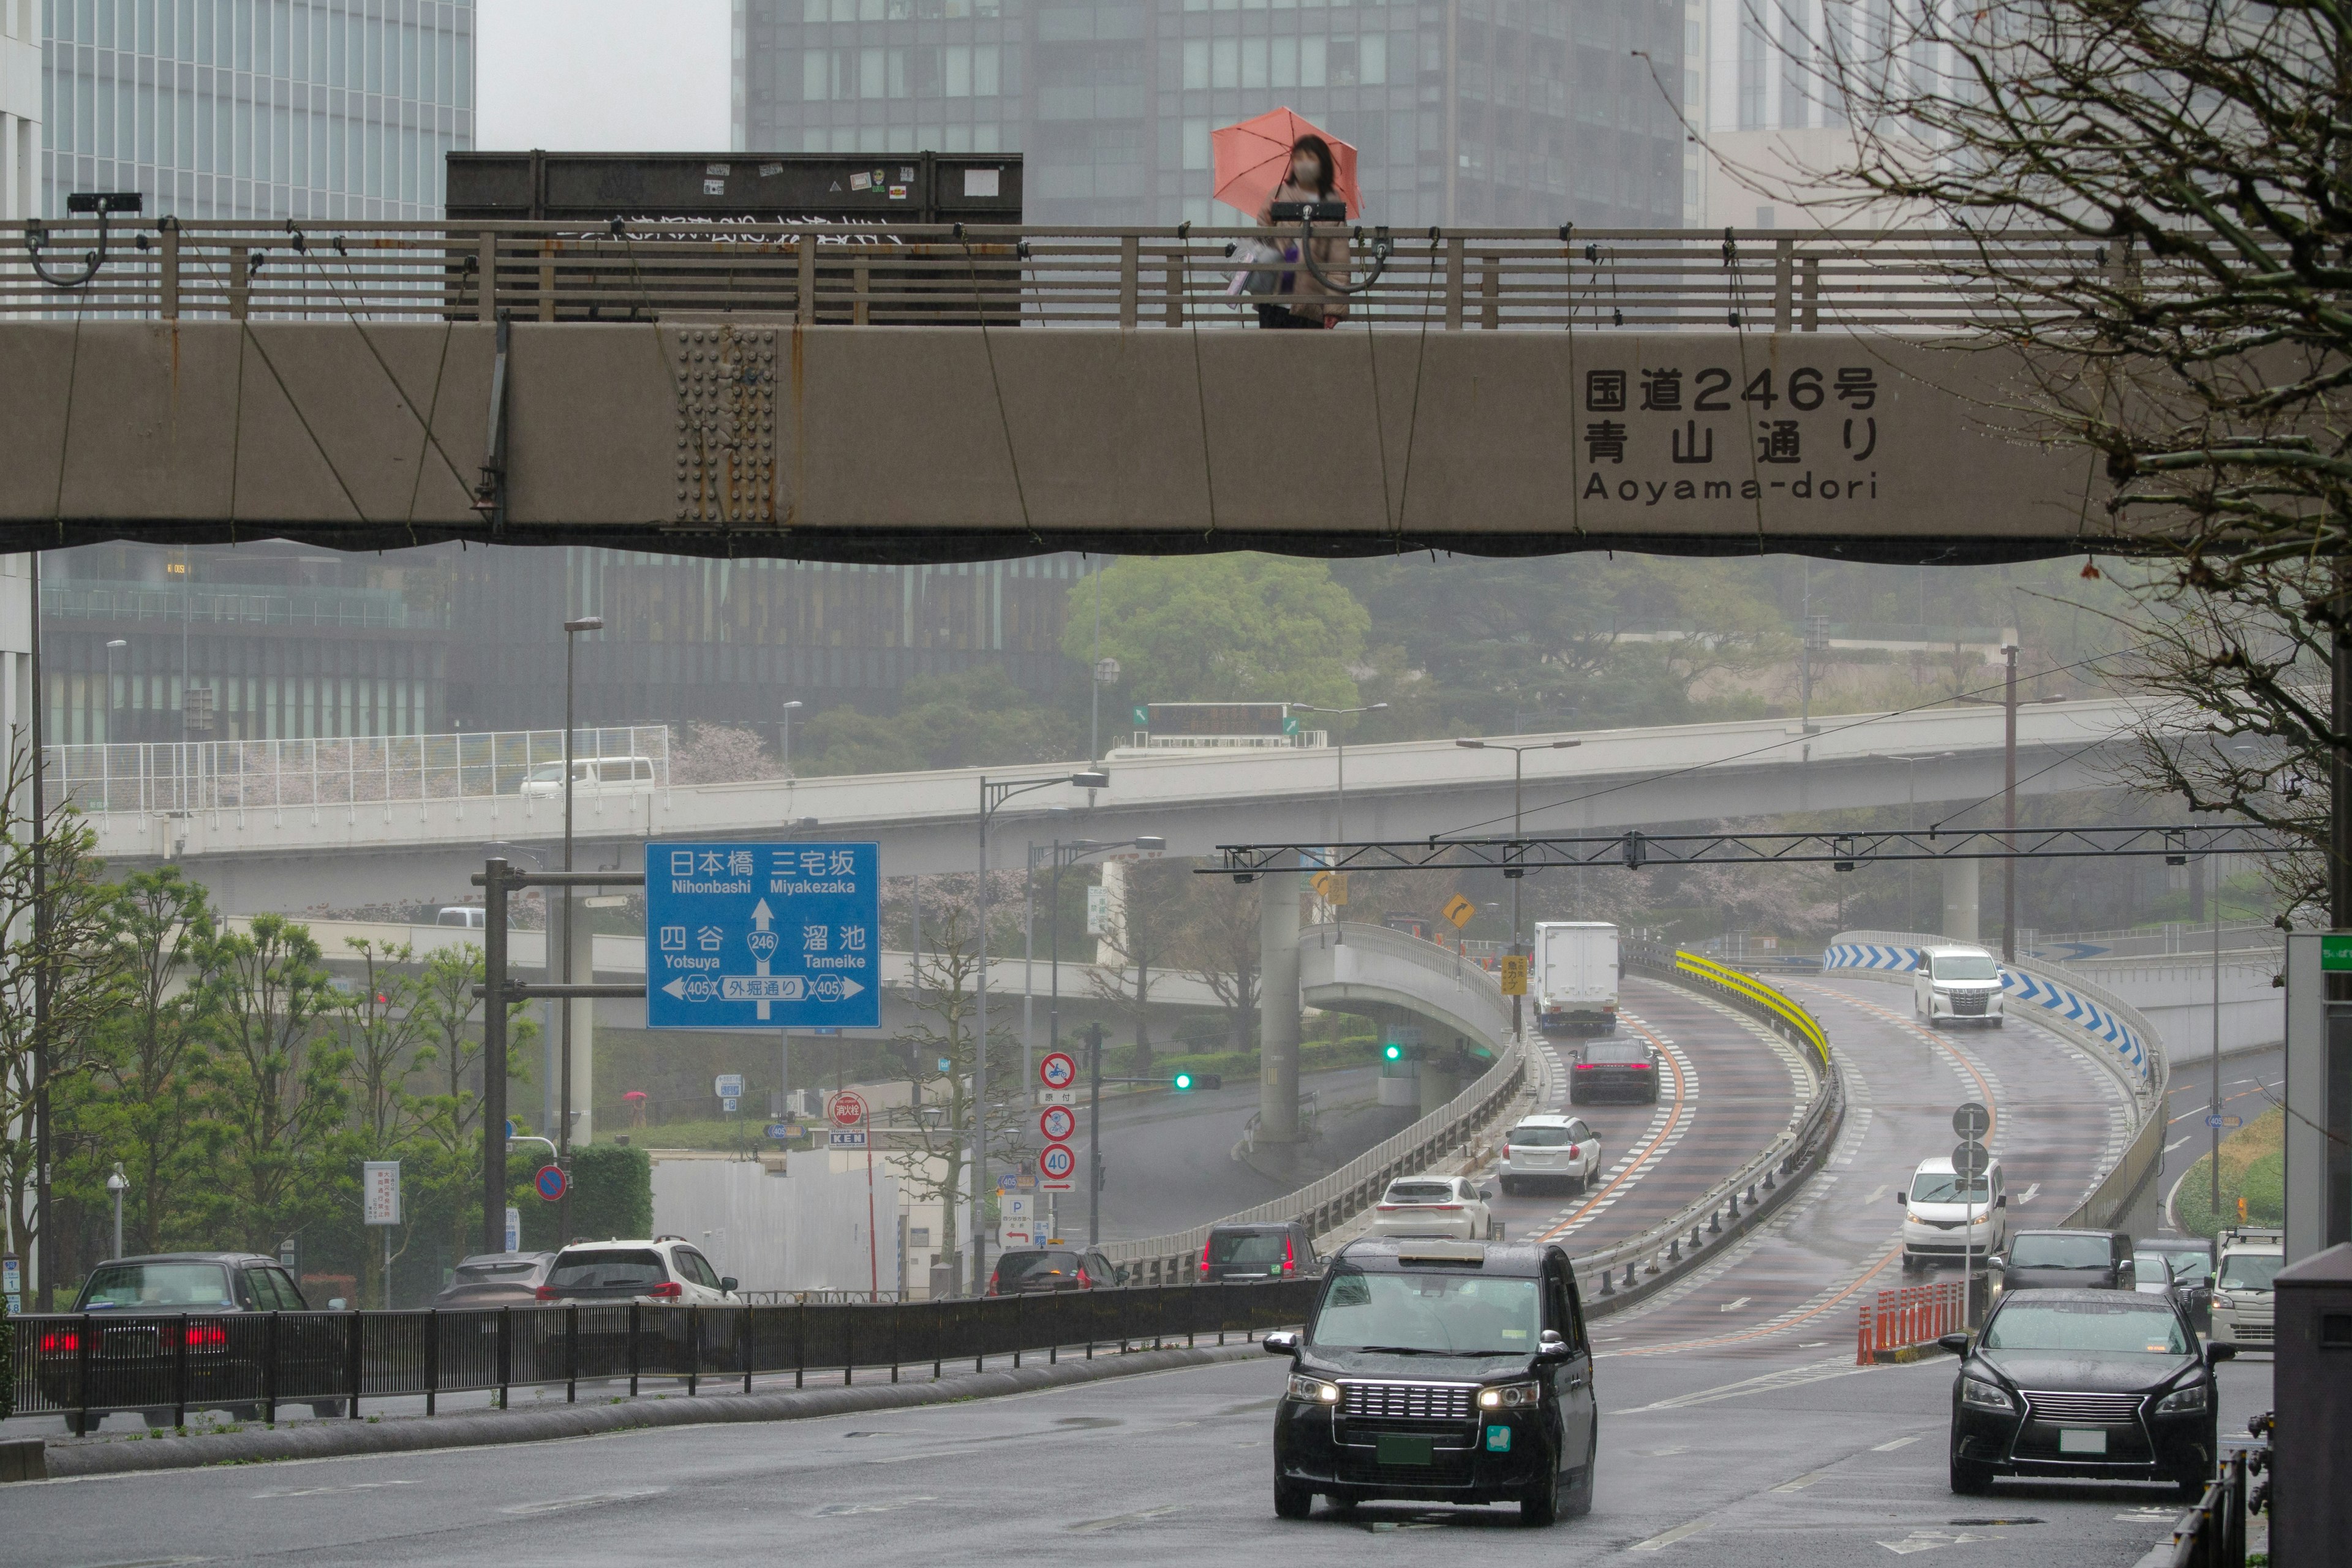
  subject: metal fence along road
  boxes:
[11,1280,1316,1436]
[0,219,2149,331]
[42,725,670,818]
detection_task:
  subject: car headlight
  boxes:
[1287,1374,1341,1404]
[1907,1210,1929,1226]
[1959,1376,2019,1412]
[2154,1381,2209,1415]
[1478,1380,1543,1410]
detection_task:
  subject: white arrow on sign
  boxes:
[748,899,780,1019]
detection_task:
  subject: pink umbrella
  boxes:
[1211,107,1361,221]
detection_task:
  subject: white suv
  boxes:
[1914,946,2006,1028]
[1369,1177,1494,1242]
[1498,1115,1604,1195]
[537,1237,737,1305]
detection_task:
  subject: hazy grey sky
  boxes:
[478,0,731,152]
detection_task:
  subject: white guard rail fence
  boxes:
[1826,929,2170,1232]
[42,726,670,818]
[0,219,2165,331]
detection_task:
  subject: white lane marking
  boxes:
[1864,1185,1890,1204]
[254,1480,423,1499]
[809,1494,937,1517]
[1637,1446,1691,1457]
[1773,1468,1833,1491]
[1629,1519,1713,1551]
[1718,1296,1752,1313]
[1880,1530,1991,1555]
[507,1488,667,1515]
[1067,1504,1181,1532]
[1612,1357,1874,1412]
[1872,1433,1926,1452]
[2016,1183,2040,1206]
[2165,1136,2193,1153]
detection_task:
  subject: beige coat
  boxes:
[1256,179,1351,321]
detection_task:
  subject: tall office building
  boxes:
[4,0,39,796]
[40,0,475,221]
[734,0,1683,229]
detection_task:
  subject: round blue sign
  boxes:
[535,1163,568,1202]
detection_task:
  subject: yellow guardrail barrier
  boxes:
[1673,951,1832,1066]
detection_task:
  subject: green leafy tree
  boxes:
[336,939,438,1306]
[193,915,349,1254]
[1066,555,1369,712]
[411,943,535,1265]
[85,868,215,1255]
[801,666,1080,775]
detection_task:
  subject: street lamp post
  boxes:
[106,1164,127,1259]
[559,614,603,1245]
[1286,702,1389,847]
[779,699,803,774]
[973,769,1110,1294]
[1453,738,1581,1038]
[104,639,126,745]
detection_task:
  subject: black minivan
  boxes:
[1264,1238,1598,1526]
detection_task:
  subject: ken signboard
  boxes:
[646,840,881,1030]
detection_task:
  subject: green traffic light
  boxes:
[1173,1072,1194,1090]
[1384,1042,1403,1061]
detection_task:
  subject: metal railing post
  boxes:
[853,263,870,326]
[1480,252,1500,330]
[1800,255,1820,331]
[567,1305,579,1403]
[497,1306,511,1410]
[740,1306,753,1395]
[478,230,499,322]
[159,222,180,319]
[796,235,816,325]
[227,246,249,320]
[1772,238,1795,331]
[628,1303,641,1397]
[1163,249,1183,326]
[1444,235,1466,329]
[538,238,557,323]
[264,1311,279,1425]
[687,1303,701,1397]
[424,1309,438,1416]
[346,1310,364,1418]
[1118,235,1139,326]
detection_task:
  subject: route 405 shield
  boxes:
[646,840,880,1030]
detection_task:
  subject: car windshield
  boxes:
[548,1249,667,1289]
[1508,1126,1576,1147]
[1936,956,2000,981]
[2133,1254,2173,1281]
[1982,1300,2191,1355]
[78,1262,234,1309]
[1309,1270,1542,1355]
[2152,1250,2212,1286]
[997,1251,1084,1283]
[2218,1254,2283,1292]
[1385,1182,1456,1204]
[1582,1041,1649,1064]
[522,763,564,783]
[2009,1234,2113,1269]
[1210,1232,1289,1265]
[1911,1172,1992,1204]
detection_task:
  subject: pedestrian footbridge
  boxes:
[0,222,2156,564]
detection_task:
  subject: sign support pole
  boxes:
[481,859,509,1256]
[865,1107,879,1302]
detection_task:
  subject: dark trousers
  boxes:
[1255,303,1325,330]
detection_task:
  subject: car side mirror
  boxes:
[1479,1185,1497,1202]
[1937,1333,1972,1356]
[720,1276,738,1294]
[1896,1194,1910,1206]
[1262,1330,1300,1357]
[1988,1255,2005,1272]
[1994,1194,2008,1208]
[2208,1343,2237,1365]
[1115,1264,1130,1285]
[328,1298,349,1311]
[1536,1329,1571,1362]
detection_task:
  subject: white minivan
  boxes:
[1913,945,2006,1028]
[1898,1154,2007,1270]
[518,755,660,799]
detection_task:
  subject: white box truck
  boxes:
[1533,922,1619,1036]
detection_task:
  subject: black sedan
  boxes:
[1566,1038,1660,1104]
[1941,1289,2233,1499]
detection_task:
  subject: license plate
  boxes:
[2059,1429,2108,1455]
[1376,1433,1436,1466]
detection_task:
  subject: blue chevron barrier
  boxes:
[1822,939,2152,1083]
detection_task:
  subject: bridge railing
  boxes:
[0,219,2132,330]
[41,725,671,817]
[7,1281,1314,1433]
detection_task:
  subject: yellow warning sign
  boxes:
[1311,870,1350,905]
[1442,894,1476,930]
[1499,956,1529,995]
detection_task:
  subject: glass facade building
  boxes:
[40,0,475,221]
[735,0,1684,229]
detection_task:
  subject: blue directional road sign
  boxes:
[645,840,881,1030]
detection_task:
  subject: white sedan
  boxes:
[1368,1176,1494,1242]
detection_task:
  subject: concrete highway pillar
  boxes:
[568,911,597,1145]
[1259,869,1302,1142]
[1418,1054,1459,1118]
[1941,858,1980,943]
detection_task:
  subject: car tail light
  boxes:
[1567,1144,1579,1159]
[37,1329,80,1355]
[1574,1063,1595,1071]
[1376,1204,1398,1211]
[1283,1234,1297,1273]
[1629,1062,1651,1070]
[647,1281,682,1300]
[535,1285,560,1302]
[1200,1239,1213,1275]
[184,1322,229,1351]
[1502,1144,1513,1160]
[1075,1267,1092,1289]
[1430,1205,1461,1212]
[987,1270,1001,1297]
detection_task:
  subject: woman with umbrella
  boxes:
[1214,110,1358,329]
